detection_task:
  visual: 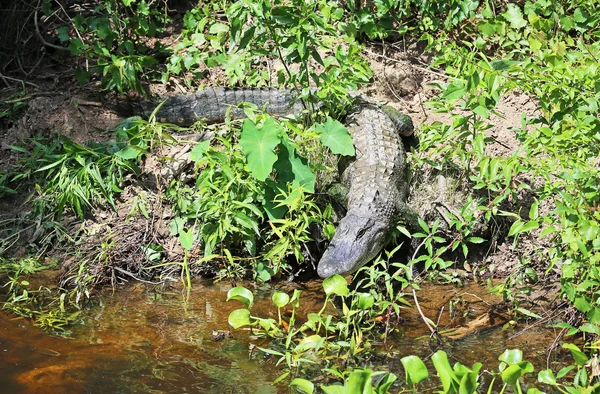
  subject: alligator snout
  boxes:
[317,214,389,278]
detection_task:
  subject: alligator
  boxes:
[136,88,413,277]
[317,103,412,277]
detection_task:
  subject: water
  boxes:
[0,279,565,393]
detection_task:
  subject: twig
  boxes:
[0,73,40,89]
[412,287,437,336]
[2,91,61,104]
[112,266,163,285]
[34,8,69,52]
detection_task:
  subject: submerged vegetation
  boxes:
[1,0,600,392]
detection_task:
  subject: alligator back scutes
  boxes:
[143,88,306,125]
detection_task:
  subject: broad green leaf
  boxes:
[290,378,314,394]
[498,349,523,365]
[504,4,527,29]
[226,286,254,307]
[115,145,143,160]
[443,81,466,101]
[274,135,315,192]
[321,385,346,394]
[501,362,533,385]
[239,118,281,181]
[179,229,194,250]
[272,291,290,308]
[346,369,373,394]
[537,369,556,385]
[315,117,355,156]
[375,372,397,394]
[322,274,349,297]
[563,343,588,366]
[228,308,251,329]
[401,355,429,385]
[356,293,374,310]
[432,350,458,393]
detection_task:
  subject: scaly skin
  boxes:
[316,104,412,278]
[137,89,412,277]
[138,88,305,125]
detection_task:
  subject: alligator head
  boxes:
[317,213,389,278]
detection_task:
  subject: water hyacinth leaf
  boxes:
[315,117,355,156]
[228,308,251,329]
[374,372,397,393]
[226,286,254,307]
[346,369,373,394]
[290,378,314,394]
[498,349,523,366]
[239,118,281,181]
[356,293,375,310]
[431,350,458,393]
[501,362,533,385]
[401,355,429,385]
[322,274,349,297]
[538,369,556,385]
[272,291,290,308]
[321,385,345,394]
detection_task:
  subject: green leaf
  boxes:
[516,308,542,319]
[346,369,373,394]
[562,343,588,366]
[272,291,290,308]
[467,237,485,244]
[322,274,349,297]
[239,118,281,181]
[375,372,397,394]
[295,335,324,352]
[356,293,375,310]
[228,308,251,329]
[57,26,70,42]
[115,145,143,160]
[432,351,458,393]
[315,117,355,156]
[537,369,556,385]
[401,355,429,385]
[274,135,315,192]
[442,81,466,101]
[238,26,256,51]
[179,229,194,250]
[501,363,533,386]
[272,7,298,25]
[190,140,210,162]
[321,385,346,394]
[226,286,254,308]
[504,4,527,29]
[498,349,523,365]
[290,378,314,394]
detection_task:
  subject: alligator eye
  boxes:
[356,228,367,239]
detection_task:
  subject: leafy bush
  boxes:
[55,0,169,93]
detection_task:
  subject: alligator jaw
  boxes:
[317,213,389,278]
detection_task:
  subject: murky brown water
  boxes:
[0,279,565,393]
